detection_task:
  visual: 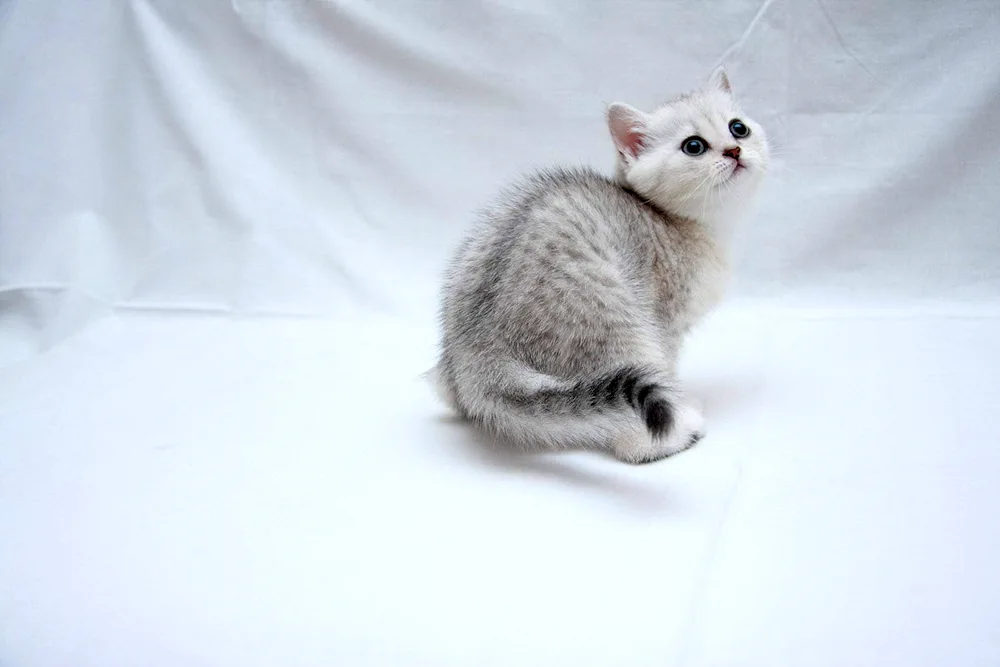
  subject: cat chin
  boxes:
[653,184,757,227]
[721,163,766,193]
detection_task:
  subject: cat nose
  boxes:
[723,146,741,160]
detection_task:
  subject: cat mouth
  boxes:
[727,163,747,181]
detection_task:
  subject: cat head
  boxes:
[607,68,769,224]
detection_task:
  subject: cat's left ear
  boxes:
[607,103,649,161]
[708,66,733,95]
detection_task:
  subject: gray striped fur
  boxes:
[433,69,768,463]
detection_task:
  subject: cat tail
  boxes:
[504,364,677,439]
[441,360,699,461]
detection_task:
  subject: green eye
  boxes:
[681,136,707,156]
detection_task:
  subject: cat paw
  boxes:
[614,403,704,464]
[669,402,704,450]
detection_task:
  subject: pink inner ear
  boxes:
[610,117,646,159]
[609,104,649,159]
[619,127,645,158]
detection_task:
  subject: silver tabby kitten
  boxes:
[433,68,769,463]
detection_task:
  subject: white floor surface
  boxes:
[2,304,998,666]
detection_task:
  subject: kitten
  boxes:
[432,68,769,463]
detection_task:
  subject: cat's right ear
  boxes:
[607,103,649,161]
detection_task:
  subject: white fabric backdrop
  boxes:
[3,0,999,361]
[2,2,1000,666]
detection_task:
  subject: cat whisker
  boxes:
[700,171,716,221]
[722,177,736,204]
[676,171,718,205]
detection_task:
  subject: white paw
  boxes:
[613,402,705,464]
[661,401,704,456]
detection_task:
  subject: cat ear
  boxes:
[708,66,733,95]
[607,103,649,161]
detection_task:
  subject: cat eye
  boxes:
[681,136,708,156]
[729,119,750,139]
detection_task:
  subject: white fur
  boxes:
[433,68,768,464]
[609,68,769,239]
[614,401,705,463]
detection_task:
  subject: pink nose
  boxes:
[723,146,741,160]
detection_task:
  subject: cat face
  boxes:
[608,68,769,223]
